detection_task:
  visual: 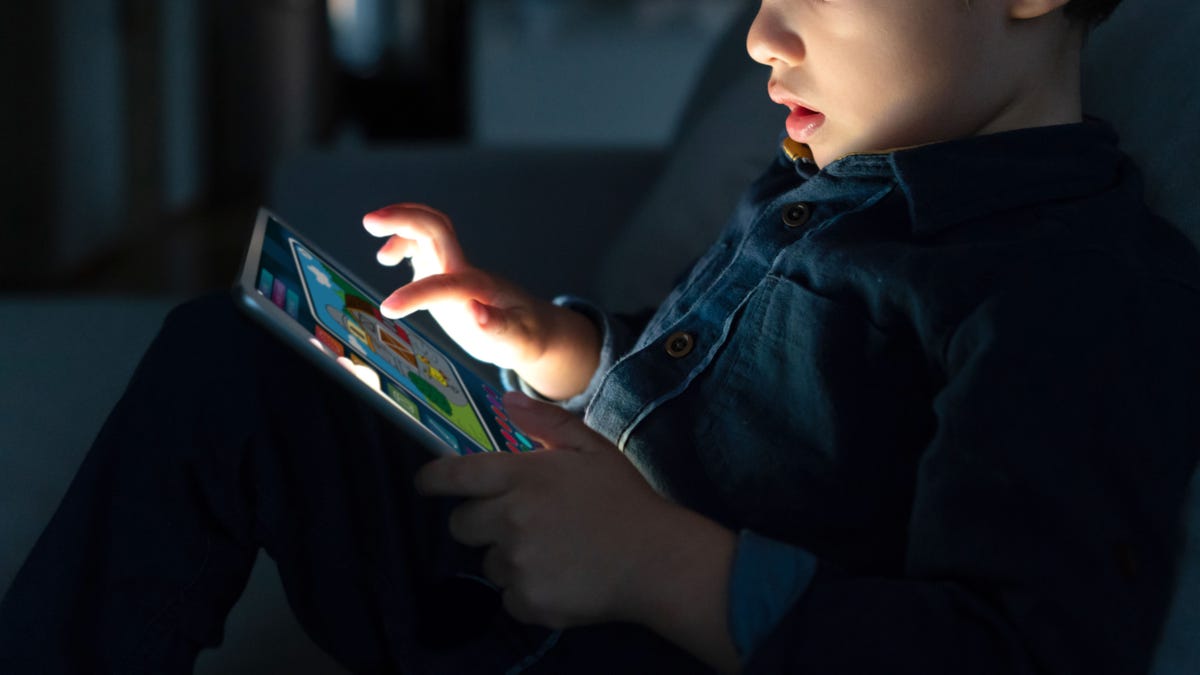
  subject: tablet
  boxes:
[233,208,538,457]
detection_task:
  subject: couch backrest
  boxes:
[1081,6,1200,674]
[1082,0,1200,250]
[595,2,776,312]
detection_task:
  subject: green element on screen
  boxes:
[385,382,421,419]
[410,373,451,415]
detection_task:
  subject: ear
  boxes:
[1008,0,1071,20]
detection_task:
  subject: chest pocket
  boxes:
[684,275,932,568]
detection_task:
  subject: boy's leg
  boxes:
[0,294,550,673]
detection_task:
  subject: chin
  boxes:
[809,145,841,169]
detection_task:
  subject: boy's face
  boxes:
[748,0,1066,167]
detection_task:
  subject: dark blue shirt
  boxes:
[516,120,1200,674]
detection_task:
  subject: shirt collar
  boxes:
[784,119,1124,238]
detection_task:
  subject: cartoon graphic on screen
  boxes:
[326,297,470,416]
[291,241,498,452]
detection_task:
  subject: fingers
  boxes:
[447,497,510,548]
[363,204,467,274]
[482,546,514,589]
[415,453,519,499]
[501,392,610,453]
[380,270,498,319]
[375,235,418,267]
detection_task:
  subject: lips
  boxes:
[785,106,826,143]
[770,83,826,142]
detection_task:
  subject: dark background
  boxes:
[0,0,740,296]
[1,0,466,293]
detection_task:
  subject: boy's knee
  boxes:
[161,292,247,343]
[159,291,268,358]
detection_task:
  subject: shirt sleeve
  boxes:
[728,531,818,663]
[744,255,1200,674]
[499,295,651,414]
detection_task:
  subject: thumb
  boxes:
[502,391,608,453]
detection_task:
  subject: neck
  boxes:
[979,23,1085,136]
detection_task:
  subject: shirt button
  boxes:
[665,331,695,359]
[782,202,812,229]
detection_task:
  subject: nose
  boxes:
[746,2,803,66]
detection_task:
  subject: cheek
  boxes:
[838,38,981,146]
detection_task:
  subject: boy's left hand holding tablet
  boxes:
[363,205,740,672]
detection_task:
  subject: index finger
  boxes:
[415,453,521,498]
[363,204,467,273]
[380,269,497,319]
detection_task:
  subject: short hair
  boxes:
[1064,0,1123,26]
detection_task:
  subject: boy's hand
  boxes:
[415,391,669,627]
[364,205,599,399]
[415,392,740,672]
[364,204,548,369]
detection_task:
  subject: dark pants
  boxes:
[0,294,706,674]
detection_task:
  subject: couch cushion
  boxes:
[595,2,779,312]
[0,296,348,674]
[1082,0,1200,248]
[1154,470,1200,675]
[0,296,178,598]
[1082,6,1200,673]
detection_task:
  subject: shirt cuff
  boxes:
[728,530,819,664]
[499,295,630,415]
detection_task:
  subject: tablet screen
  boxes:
[252,213,536,455]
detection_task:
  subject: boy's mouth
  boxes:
[786,106,826,143]
[769,83,826,143]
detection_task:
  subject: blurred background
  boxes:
[0,0,747,296]
[0,4,763,671]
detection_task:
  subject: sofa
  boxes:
[2,2,1197,672]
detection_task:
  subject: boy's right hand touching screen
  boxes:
[364,204,601,401]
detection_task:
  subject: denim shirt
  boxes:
[510,121,1200,673]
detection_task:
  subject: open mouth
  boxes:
[769,84,826,142]
[786,106,826,142]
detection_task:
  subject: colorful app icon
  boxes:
[272,278,288,309]
[285,289,300,319]
[485,389,536,452]
[258,268,275,297]
[313,325,345,358]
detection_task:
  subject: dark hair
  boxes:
[1064,0,1123,25]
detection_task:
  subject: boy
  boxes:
[2,0,1198,673]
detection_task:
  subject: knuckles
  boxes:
[440,457,478,491]
[502,583,571,630]
[498,502,533,537]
